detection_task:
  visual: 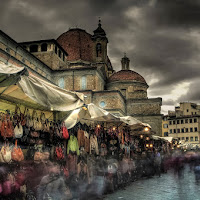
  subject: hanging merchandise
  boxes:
[1,114,14,138]
[11,140,24,162]
[33,144,50,162]
[32,110,42,131]
[54,122,62,138]
[30,130,40,138]
[90,133,99,155]
[61,122,69,139]
[14,122,23,138]
[26,109,33,128]
[67,134,80,156]
[0,142,12,163]
[43,119,50,133]
[13,106,21,125]
[55,146,65,160]
[77,129,85,148]
[84,131,90,153]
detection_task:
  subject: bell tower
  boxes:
[92,19,108,62]
[121,53,130,70]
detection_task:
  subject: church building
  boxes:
[0,20,162,135]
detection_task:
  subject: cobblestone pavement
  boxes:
[105,165,200,200]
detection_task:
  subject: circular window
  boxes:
[99,101,106,108]
[58,77,65,89]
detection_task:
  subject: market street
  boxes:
[105,166,200,200]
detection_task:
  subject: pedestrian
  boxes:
[37,161,71,200]
[154,149,161,177]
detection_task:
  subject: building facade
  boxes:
[165,102,200,145]
[162,116,169,137]
[0,21,162,135]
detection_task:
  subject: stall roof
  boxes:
[160,137,173,142]
[0,62,84,112]
[64,103,151,129]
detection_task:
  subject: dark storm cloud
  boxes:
[0,0,200,113]
[177,80,200,103]
[149,0,200,28]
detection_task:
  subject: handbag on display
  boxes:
[55,146,64,160]
[54,123,62,138]
[11,140,24,162]
[14,122,23,138]
[40,112,46,131]
[1,115,14,138]
[21,125,30,143]
[43,119,50,132]
[32,110,42,131]
[26,109,34,128]
[30,131,40,138]
[0,143,12,163]
[13,105,21,125]
[20,108,26,126]
[61,122,69,139]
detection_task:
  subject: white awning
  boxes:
[64,103,119,129]
[0,62,84,111]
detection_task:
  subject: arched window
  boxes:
[41,43,47,51]
[81,76,87,90]
[96,43,102,57]
[63,54,65,61]
[58,49,62,58]
[55,46,57,54]
[58,77,65,89]
[30,45,38,53]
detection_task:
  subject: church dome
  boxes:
[57,28,93,62]
[108,70,147,84]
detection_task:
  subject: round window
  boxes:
[99,101,106,108]
[58,77,65,89]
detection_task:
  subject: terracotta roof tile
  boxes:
[57,28,93,62]
[108,70,147,84]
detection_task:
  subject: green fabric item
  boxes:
[67,135,80,155]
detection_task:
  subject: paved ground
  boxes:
[104,165,200,200]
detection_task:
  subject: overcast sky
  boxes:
[1,0,200,114]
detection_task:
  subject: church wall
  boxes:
[107,81,148,99]
[135,115,162,136]
[92,91,126,114]
[127,98,162,116]
[33,52,66,70]
[0,33,52,81]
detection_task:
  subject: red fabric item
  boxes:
[61,123,69,139]
[56,147,64,160]
[1,117,14,138]
[15,172,25,186]
[2,180,12,196]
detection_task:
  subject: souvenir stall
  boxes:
[64,104,151,188]
[0,62,85,198]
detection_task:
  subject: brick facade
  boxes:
[0,23,162,135]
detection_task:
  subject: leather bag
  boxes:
[0,143,12,163]
[61,122,69,139]
[55,147,64,160]
[11,140,24,162]
[1,115,14,138]
[32,111,42,131]
[14,123,23,138]
[30,131,40,138]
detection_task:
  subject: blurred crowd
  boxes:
[0,148,200,200]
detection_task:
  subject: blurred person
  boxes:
[37,161,71,200]
[154,149,162,177]
[77,156,89,199]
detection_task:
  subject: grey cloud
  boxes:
[0,0,200,111]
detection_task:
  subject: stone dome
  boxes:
[57,28,93,62]
[108,70,147,84]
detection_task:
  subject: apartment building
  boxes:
[164,102,200,145]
